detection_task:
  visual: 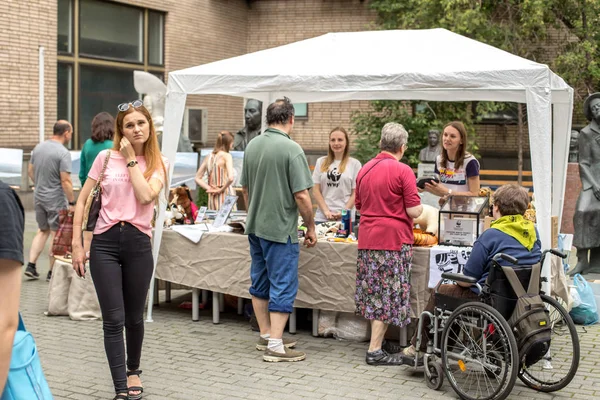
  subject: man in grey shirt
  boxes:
[25,120,75,281]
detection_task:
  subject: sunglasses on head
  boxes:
[117,99,143,112]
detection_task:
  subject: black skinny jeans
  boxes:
[90,222,154,394]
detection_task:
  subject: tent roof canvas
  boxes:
[168,28,571,102]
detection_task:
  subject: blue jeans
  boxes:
[248,234,299,313]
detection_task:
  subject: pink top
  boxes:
[355,152,421,250]
[88,150,167,237]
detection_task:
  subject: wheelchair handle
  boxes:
[492,253,518,265]
[540,248,567,265]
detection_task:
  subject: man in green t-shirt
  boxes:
[241,97,317,362]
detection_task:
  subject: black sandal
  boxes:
[127,369,144,400]
[112,395,127,400]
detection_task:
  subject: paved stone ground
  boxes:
[17,211,600,399]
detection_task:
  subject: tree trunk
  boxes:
[517,104,524,185]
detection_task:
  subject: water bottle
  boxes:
[342,209,351,237]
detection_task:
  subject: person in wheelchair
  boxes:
[402,184,542,362]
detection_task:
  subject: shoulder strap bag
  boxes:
[82,150,111,231]
[1,313,53,400]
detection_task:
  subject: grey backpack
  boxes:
[502,264,551,367]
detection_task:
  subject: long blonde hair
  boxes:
[113,103,168,184]
[320,127,350,174]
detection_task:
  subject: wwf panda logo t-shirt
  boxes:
[312,157,362,222]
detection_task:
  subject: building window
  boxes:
[148,11,164,66]
[79,65,138,143]
[79,0,143,63]
[58,0,73,53]
[472,102,519,125]
[57,63,73,122]
[57,0,165,148]
[294,103,308,119]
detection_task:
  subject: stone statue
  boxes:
[569,92,600,275]
[133,71,193,152]
[419,129,441,163]
[233,99,262,151]
[568,130,579,163]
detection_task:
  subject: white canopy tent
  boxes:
[147,28,573,320]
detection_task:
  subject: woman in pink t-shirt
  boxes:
[71,101,167,400]
[354,122,423,367]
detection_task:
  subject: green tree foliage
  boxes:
[551,1,600,104]
[352,0,600,163]
[352,100,480,166]
[369,0,600,102]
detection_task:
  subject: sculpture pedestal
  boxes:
[560,163,582,234]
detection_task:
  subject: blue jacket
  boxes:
[463,228,542,291]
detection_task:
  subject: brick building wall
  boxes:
[1,0,249,150]
[156,0,249,145]
[1,0,582,161]
[0,0,58,148]
[247,0,376,153]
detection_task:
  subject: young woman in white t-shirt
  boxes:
[423,121,480,202]
[312,127,362,223]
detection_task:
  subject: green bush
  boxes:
[196,186,208,208]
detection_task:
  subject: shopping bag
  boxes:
[1,314,53,400]
[569,274,599,325]
[50,210,73,257]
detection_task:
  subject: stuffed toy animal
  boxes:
[163,207,175,228]
[479,187,492,198]
[167,200,187,225]
[168,185,197,223]
[524,201,536,223]
[413,204,439,236]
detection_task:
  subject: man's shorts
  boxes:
[34,200,64,231]
[0,182,25,264]
[248,234,300,314]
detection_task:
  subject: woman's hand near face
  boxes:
[120,137,136,162]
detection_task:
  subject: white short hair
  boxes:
[380,122,408,153]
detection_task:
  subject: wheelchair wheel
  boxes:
[425,360,444,390]
[518,294,580,392]
[441,302,519,400]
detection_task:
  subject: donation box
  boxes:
[438,196,490,247]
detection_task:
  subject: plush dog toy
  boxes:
[413,204,439,236]
[168,185,198,223]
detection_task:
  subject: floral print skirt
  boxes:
[355,245,413,328]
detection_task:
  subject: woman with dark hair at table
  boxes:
[79,112,115,186]
[423,121,480,203]
[354,122,423,366]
